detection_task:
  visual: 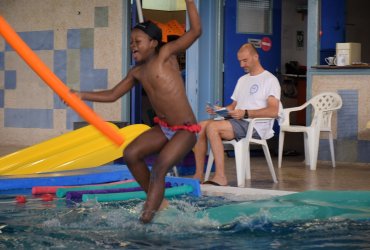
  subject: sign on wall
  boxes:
[296,30,304,49]
[247,37,272,52]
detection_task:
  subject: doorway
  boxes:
[131,1,186,126]
[223,0,282,105]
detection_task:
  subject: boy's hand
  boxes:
[70,89,81,99]
[61,89,81,106]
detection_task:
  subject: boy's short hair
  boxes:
[133,20,162,44]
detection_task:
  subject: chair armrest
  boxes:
[281,101,310,126]
[244,117,275,124]
[283,101,310,114]
[324,106,342,112]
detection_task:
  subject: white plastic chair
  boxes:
[204,118,278,187]
[278,92,342,170]
[167,166,179,177]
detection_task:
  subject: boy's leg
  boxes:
[124,126,168,193]
[141,130,197,223]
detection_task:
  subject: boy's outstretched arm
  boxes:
[186,0,202,41]
[160,0,201,57]
[76,70,136,103]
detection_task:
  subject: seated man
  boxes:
[192,43,283,186]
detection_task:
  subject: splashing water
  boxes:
[0,194,370,249]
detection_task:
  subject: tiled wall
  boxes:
[0,1,124,146]
[312,74,370,163]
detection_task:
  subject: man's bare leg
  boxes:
[205,121,234,186]
[192,120,211,181]
[159,199,169,210]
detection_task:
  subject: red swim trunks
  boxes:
[153,117,201,133]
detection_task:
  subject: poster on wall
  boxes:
[296,31,304,49]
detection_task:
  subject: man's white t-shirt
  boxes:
[231,70,283,139]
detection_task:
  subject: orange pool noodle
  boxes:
[0,15,123,145]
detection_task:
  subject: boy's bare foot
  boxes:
[140,199,169,224]
[140,210,156,224]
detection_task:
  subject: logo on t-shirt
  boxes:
[250,84,259,94]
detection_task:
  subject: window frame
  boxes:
[236,0,273,35]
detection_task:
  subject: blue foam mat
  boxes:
[113,171,201,197]
[0,164,131,191]
[0,164,201,197]
[103,171,201,197]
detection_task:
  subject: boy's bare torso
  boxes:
[132,55,196,126]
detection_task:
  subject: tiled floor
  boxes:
[219,154,370,192]
[1,144,370,192]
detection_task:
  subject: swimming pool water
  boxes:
[1,193,370,249]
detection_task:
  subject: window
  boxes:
[237,0,273,34]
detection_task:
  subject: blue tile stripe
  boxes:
[2,28,109,132]
[5,108,53,128]
[0,52,4,70]
[337,90,358,140]
[65,47,107,129]
[318,90,370,163]
[5,31,54,51]
[67,29,81,49]
[67,108,82,130]
[80,48,108,91]
[0,90,4,108]
[318,139,331,161]
[5,70,16,89]
[54,50,67,109]
[357,140,370,163]
[66,100,93,130]
[54,50,67,82]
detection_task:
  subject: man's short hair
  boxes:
[239,43,258,55]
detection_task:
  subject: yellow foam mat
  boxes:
[0,123,150,175]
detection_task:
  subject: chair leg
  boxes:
[173,165,179,177]
[303,133,310,166]
[234,141,246,187]
[328,131,336,168]
[308,130,320,170]
[167,166,179,177]
[278,131,285,168]
[244,141,251,180]
[204,151,214,182]
[261,141,278,183]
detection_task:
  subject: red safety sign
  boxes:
[261,37,272,52]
